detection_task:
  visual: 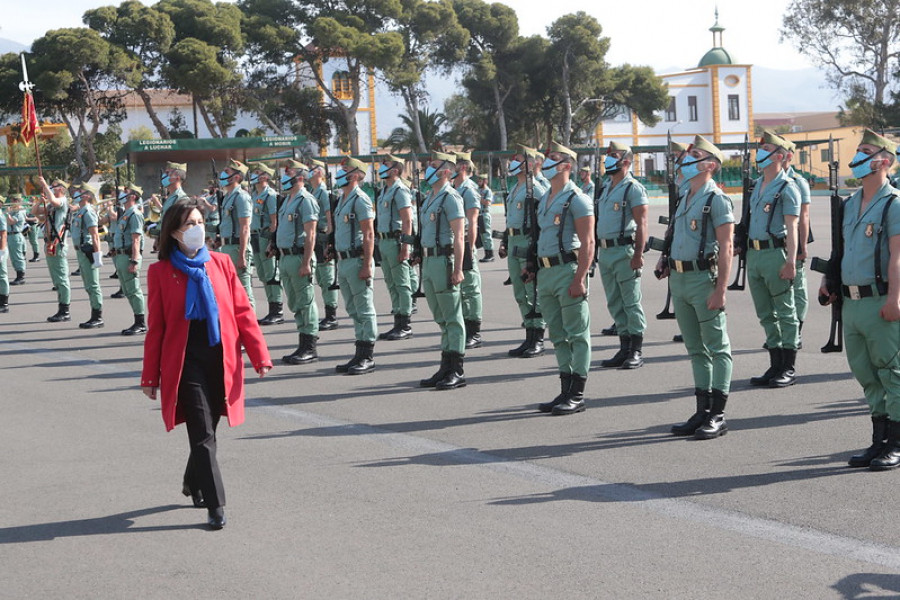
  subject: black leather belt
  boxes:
[8,231,21,235]
[223,236,240,245]
[538,251,577,268]
[597,236,634,249]
[507,227,530,236]
[668,257,714,273]
[422,245,454,257]
[280,247,305,256]
[842,283,888,299]
[749,238,785,250]
[377,231,401,240]
[337,249,363,259]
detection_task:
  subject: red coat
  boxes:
[141,252,273,432]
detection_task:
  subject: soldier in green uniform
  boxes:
[533,142,595,415]
[217,159,255,310]
[453,152,484,349]
[578,166,595,199]
[595,142,649,370]
[6,195,27,285]
[114,184,147,335]
[0,196,8,312]
[70,183,105,329]
[477,175,494,263]
[534,150,551,190]
[160,162,189,219]
[199,184,220,247]
[820,130,900,470]
[249,163,283,325]
[747,130,801,388]
[500,144,548,358]
[332,157,377,375]
[375,154,415,341]
[308,159,339,331]
[277,160,320,365]
[38,176,72,322]
[661,136,734,439]
[418,152,467,390]
[26,199,40,262]
[782,140,812,346]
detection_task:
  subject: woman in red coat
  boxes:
[141,197,272,530]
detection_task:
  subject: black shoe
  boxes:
[750,348,781,386]
[849,415,888,468]
[503,277,512,286]
[521,328,545,358]
[869,419,900,470]
[207,507,226,530]
[509,329,533,357]
[182,483,206,508]
[258,302,285,326]
[600,323,617,336]
[10,271,25,286]
[109,271,119,279]
[420,352,451,387]
[283,333,318,365]
[539,373,572,413]
[671,389,711,436]
[383,314,412,341]
[435,352,466,390]
[479,250,494,263]
[348,341,375,375]
[71,268,80,276]
[464,320,482,349]
[769,348,797,387]
[695,389,728,439]
[673,334,683,343]
[319,305,338,331]
[551,374,586,415]
[601,335,630,368]
[111,288,125,299]
[0,294,8,313]
[411,302,418,314]
[47,303,71,323]
[30,253,40,262]
[620,334,644,369]
[121,314,147,336]
[79,308,105,329]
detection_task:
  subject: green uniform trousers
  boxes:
[422,255,465,353]
[379,238,412,316]
[280,253,319,335]
[843,296,900,420]
[481,211,493,251]
[221,244,255,310]
[252,247,282,304]
[747,247,799,350]
[461,256,482,322]
[409,259,420,298]
[75,250,103,310]
[793,258,808,322]
[598,245,646,336]
[27,226,40,254]
[46,244,70,304]
[537,262,591,377]
[315,257,338,308]
[338,256,377,343]
[113,254,145,315]
[670,270,732,393]
[0,250,8,295]
[8,233,26,272]
[506,234,544,329]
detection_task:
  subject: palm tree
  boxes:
[386,108,448,153]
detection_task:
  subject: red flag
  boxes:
[20,92,39,145]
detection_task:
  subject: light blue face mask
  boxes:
[679,157,705,181]
[335,168,350,188]
[72,192,82,202]
[280,174,295,192]
[756,148,776,170]
[508,160,523,176]
[425,162,446,186]
[249,173,260,185]
[118,191,128,202]
[849,151,877,180]
[542,158,563,180]
[378,164,391,179]
[219,170,232,185]
[604,154,623,173]
[161,173,171,187]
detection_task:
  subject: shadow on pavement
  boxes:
[832,573,900,599]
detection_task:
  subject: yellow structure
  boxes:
[782,125,897,184]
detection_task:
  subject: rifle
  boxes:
[523,152,541,319]
[656,132,679,319]
[810,135,843,353]
[408,153,426,299]
[321,160,341,291]
[728,134,753,290]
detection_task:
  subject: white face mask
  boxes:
[179,224,206,252]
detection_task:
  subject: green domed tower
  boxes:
[698,9,735,67]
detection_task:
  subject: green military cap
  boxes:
[535,151,545,161]
[127,183,144,196]
[50,178,67,188]
[384,154,406,167]
[341,157,367,172]
[860,128,898,155]
[308,158,326,169]
[515,144,537,159]
[759,129,788,151]
[252,162,275,177]
[8,193,23,202]
[166,161,187,173]
[669,141,688,153]
[227,158,248,176]
[432,151,457,165]
[579,166,591,173]
[690,135,724,163]
[607,141,631,155]
[79,183,99,199]
[549,141,577,161]
[454,151,472,163]
[281,159,307,171]
[784,139,797,153]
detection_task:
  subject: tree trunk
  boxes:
[402,87,427,153]
[59,112,86,180]
[492,80,508,151]
[136,86,171,139]
[561,49,573,147]
[196,99,221,138]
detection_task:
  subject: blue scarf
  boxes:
[169,246,221,346]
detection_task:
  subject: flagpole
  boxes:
[19,53,42,179]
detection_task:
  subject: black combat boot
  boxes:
[671,389,711,436]
[384,314,412,341]
[30,252,39,262]
[421,352,451,387]
[283,334,318,365]
[109,271,118,279]
[848,415,888,468]
[0,294,8,313]
[769,348,797,387]
[479,250,494,263]
[436,352,466,390]
[348,341,375,375]
[695,389,728,439]
[538,373,572,413]
[750,348,782,386]
[621,334,644,369]
[522,328,545,358]
[508,328,532,357]
[600,323,617,336]
[601,335,630,368]
[79,308,105,329]
[379,314,400,340]
[121,314,147,336]
[319,305,338,331]
[111,288,125,299]
[552,374,587,415]
[47,303,70,322]
[869,419,900,471]
[464,320,482,349]
[258,302,284,326]
[335,341,363,373]
[10,271,25,285]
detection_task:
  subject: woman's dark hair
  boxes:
[157,197,205,261]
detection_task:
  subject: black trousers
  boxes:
[180,320,226,510]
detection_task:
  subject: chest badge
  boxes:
[343,214,350,223]
[865,223,874,237]
[429,213,436,222]
[613,202,620,211]
[553,214,561,225]
[690,219,698,231]
[287,214,294,222]
[763,203,772,213]
[516,202,523,210]
[383,201,389,208]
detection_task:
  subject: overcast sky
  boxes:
[5,0,816,72]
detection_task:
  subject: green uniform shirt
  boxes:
[479,186,494,205]
[204,193,220,226]
[115,205,144,252]
[420,182,464,248]
[748,170,800,240]
[669,179,735,261]
[595,173,648,239]
[276,189,319,250]
[456,178,480,215]
[46,199,69,242]
[161,188,188,217]
[536,180,593,257]
[250,185,278,232]
[786,167,811,206]
[311,182,331,233]
[7,208,24,233]
[333,186,374,252]
[840,182,900,286]
[71,204,98,246]
[376,180,412,234]
[219,187,252,240]
[580,179,595,199]
[0,208,7,234]
[505,177,548,230]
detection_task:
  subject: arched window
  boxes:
[332,71,353,100]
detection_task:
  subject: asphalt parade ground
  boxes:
[2,196,900,599]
